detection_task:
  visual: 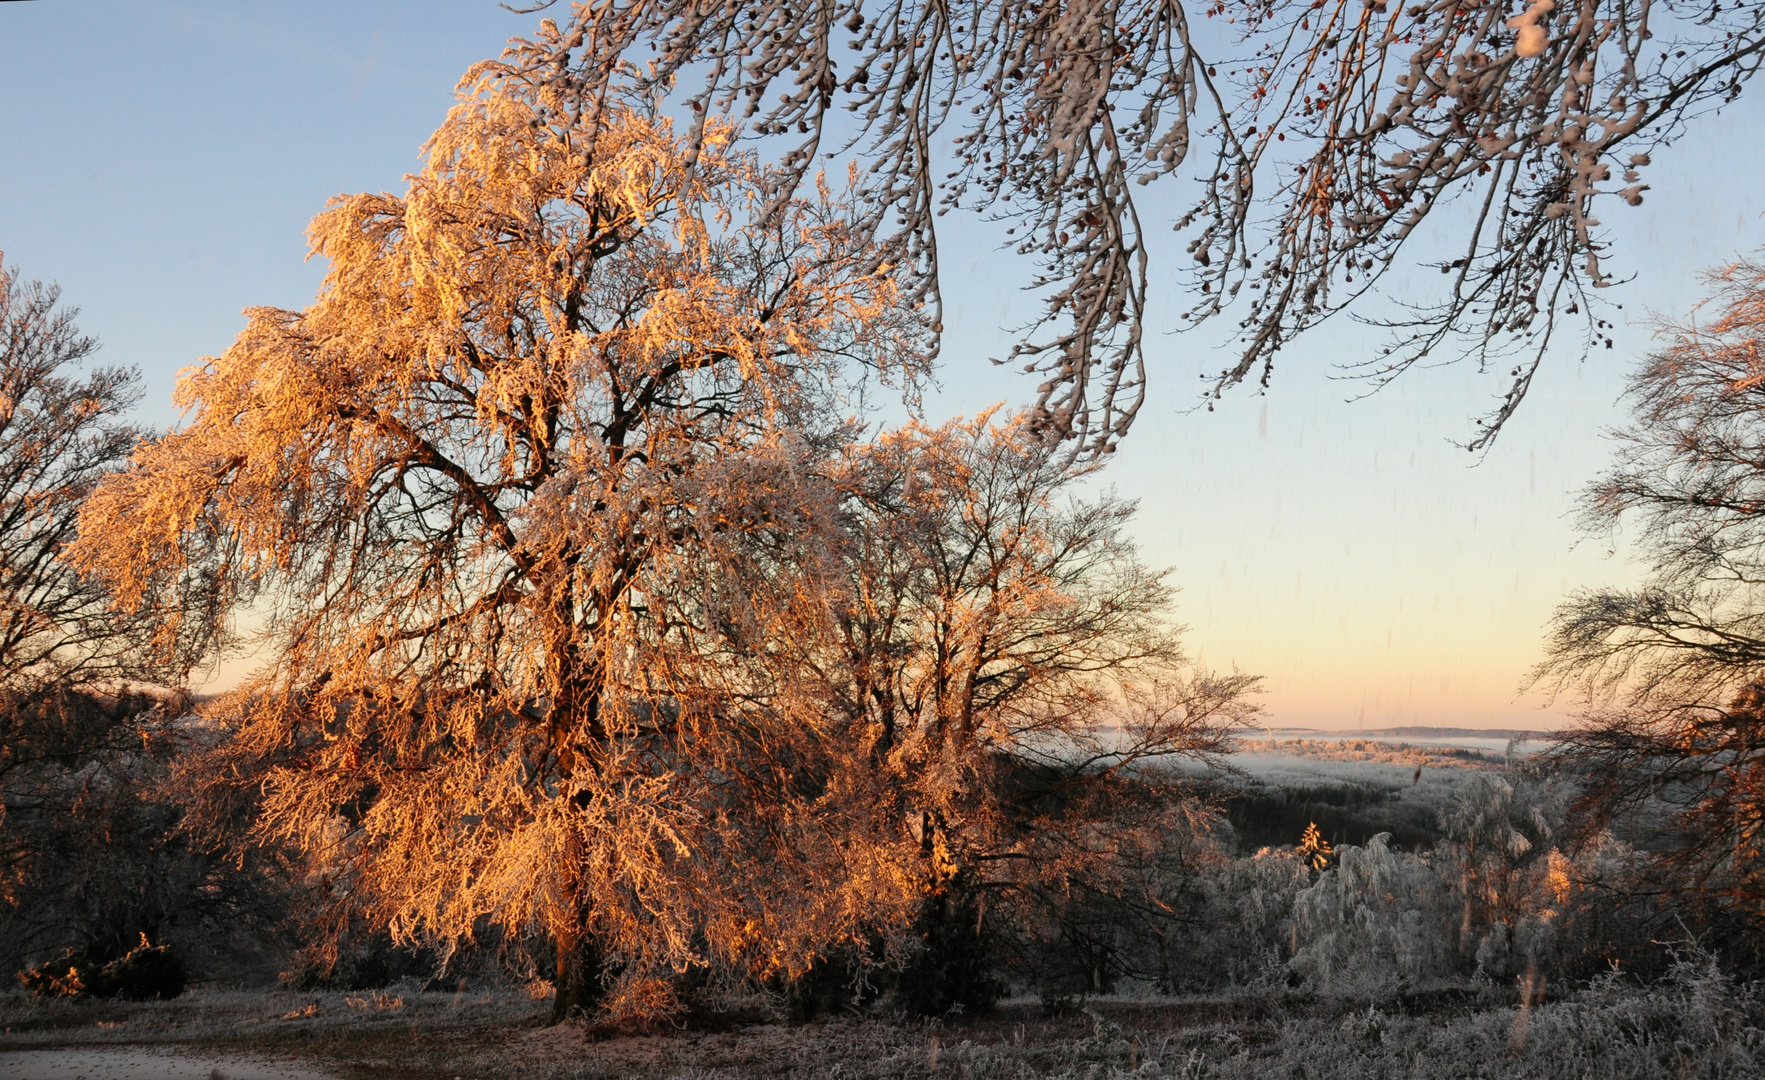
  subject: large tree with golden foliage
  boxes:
[71,64,932,1021]
[71,61,1257,1020]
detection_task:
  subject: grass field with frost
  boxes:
[1,962,1759,1080]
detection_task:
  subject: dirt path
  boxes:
[0,1046,342,1080]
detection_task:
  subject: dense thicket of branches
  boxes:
[1541,256,1765,949]
[792,414,1258,1009]
[512,0,1765,453]
[0,690,292,985]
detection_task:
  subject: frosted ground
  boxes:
[1269,727,1545,753]
[1198,723,1521,775]
[0,1045,340,1080]
[1170,729,1535,853]
[2,968,1759,1080]
[4,728,1757,1080]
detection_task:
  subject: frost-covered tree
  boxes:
[3,259,156,909]
[1288,778,1560,988]
[781,413,1259,1008]
[1541,254,1765,943]
[509,0,1765,453]
[68,54,1262,1020]
[70,65,931,1022]
[0,264,245,984]
[1435,774,1563,978]
[1290,832,1455,986]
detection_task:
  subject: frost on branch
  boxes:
[510,0,1765,452]
[1540,256,1765,708]
[0,259,196,694]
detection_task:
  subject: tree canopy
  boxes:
[1541,254,1765,935]
[70,63,1253,1020]
[1542,257,1765,704]
[0,260,168,695]
[509,0,1765,453]
[71,66,933,1017]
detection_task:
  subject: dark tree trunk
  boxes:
[548,932,604,1026]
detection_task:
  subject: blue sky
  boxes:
[5,0,1764,727]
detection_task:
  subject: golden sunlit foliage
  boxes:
[1297,821,1333,872]
[68,60,1252,1020]
[71,65,931,1019]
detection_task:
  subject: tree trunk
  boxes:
[548,932,604,1026]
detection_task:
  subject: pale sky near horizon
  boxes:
[4,1,1762,730]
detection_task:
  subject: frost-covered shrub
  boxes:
[1157,846,1310,991]
[1435,773,1569,980]
[1186,942,1765,1080]
[1283,773,1574,989]
[1282,771,1660,991]
[1289,832,1456,988]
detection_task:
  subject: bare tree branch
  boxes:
[504,0,1765,454]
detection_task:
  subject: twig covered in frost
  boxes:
[505,0,1765,453]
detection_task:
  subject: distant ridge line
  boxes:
[1264,726,1555,740]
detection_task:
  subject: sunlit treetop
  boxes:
[67,63,934,999]
[509,0,1765,453]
